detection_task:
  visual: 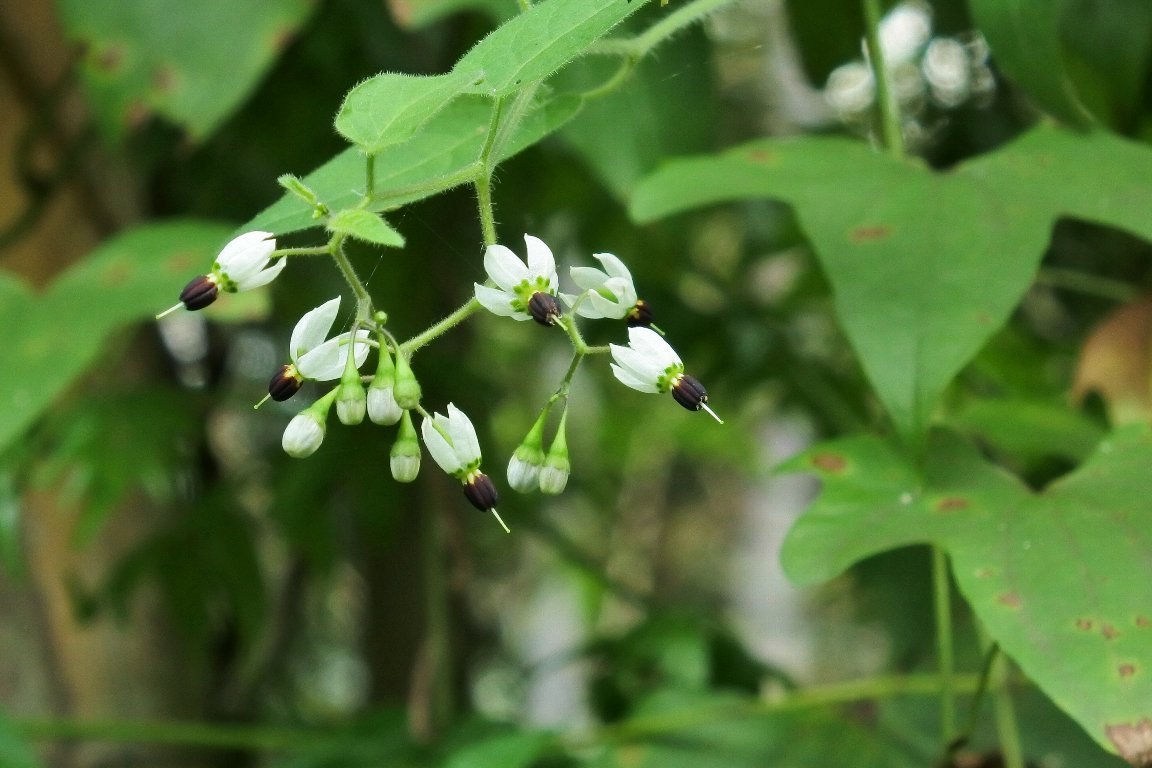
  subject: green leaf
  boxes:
[334,71,479,154]
[631,125,1152,439]
[57,0,314,140]
[443,732,550,768]
[386,0,512,29]
[244,93,583,236]
[1059,0,1152,130]
[968,0,1092,126]
[455,0,650,95]
[0,220,235,454]
[327,209,405,247]
[780,427,1152,761]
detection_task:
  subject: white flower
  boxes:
[420,403,483,479]
[473,235,560,322]
[564,252,638,320]
[610,327,684,394]
[610,328,723,423]
[289,297,371,381]
[212,231,284,292]
[282,411,326,458]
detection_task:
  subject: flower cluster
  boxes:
[158,229,720,532]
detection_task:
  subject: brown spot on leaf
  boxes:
[1119,664,1137,679]
[151,66,177,95]
[166,250,200,273]
[974,567,994,579]
[1104,624,1120,640]
[976,312,992,325]
[1076,618,1094,631]
[1106,718,1152,766]
[101,261,132,287]
[387,0,414,28]
[93,43,124,74]
[1137,616,1150,628]
[270,24,298,52]
[996,592,1021,609]
[810,453,846,473]
[850,225,890,243]
[935,497,969,512]
[126,100,151,130]
[747,149,776,164]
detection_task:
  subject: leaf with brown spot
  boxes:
[780,427,1152,759]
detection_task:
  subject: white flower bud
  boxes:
[282,412,326,458]
[368,384,403,425]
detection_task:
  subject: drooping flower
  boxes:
[565,252,639,320]
[158,231,284,317]
[390,411,422,482]
[367,343,403,425]
[609,327,723,423]
[507,410,547,493]
[421,404,509,531]
[538,409,570,495]
[474,234,562,326]
[267,297,371,401]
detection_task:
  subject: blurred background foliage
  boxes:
[1,0,1150,766]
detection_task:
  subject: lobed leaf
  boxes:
[631,125,1152,440]
[780,427,1152,762]
[244,93,583,237]
[327,209,405,247]
[455,0,650,95]
[334,70,480,154]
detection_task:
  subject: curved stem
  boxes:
[862,0,904,156]
[400,298,482,356]
[329,235,374,320]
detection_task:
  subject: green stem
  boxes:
[589,0,736,58]
[991,649,1025,768]
[862,0,904,157]
[488,83,540,167]
[369,163,483,207]
[1035,266,1139,302]
[365,154,376,198]
[476,175,497,247]
[400,298,482,355]
[272,246,331,258]
[933,547,956,745]
[329,235,373,319]
[581,56,637,100]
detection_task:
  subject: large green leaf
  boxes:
[245,93,583,236]
[334,71,480,154]
[455,0,650,95]
[0,220,235,453]
[631,125,1152,439]
[0,709,41,768]
[780,427,1152,762]
[57,0,313,140]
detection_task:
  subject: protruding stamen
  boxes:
[155,303,184,320]
[528,292,562,326]
[700,402,724,424]
[490,508,511,533]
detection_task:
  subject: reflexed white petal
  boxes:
[594,252,632,281]
[587,291,628,320]
[611,343,665,382]
[628,326,680,366]
[291,297,342,362]
[603,275,637,308]
[474,283,522,317]
[234,258,285,291]
[484,244,529,292]
[570,266,609,291]
[611,363,660,393]
[217,231,276,280]
[296,329,370,380]
[524,235,557,286]
[447,403,482,463]
[422,415,464,474]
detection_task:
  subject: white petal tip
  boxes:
[491,508,511,533]
[700,403,724,424]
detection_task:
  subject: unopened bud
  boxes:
[507,409,547,493]
[393,349,422,409]
[390,411,421,482]
[538,409,570,495]
[336,380,366,425]
[282,390,337,458]
[367,344,402,425]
